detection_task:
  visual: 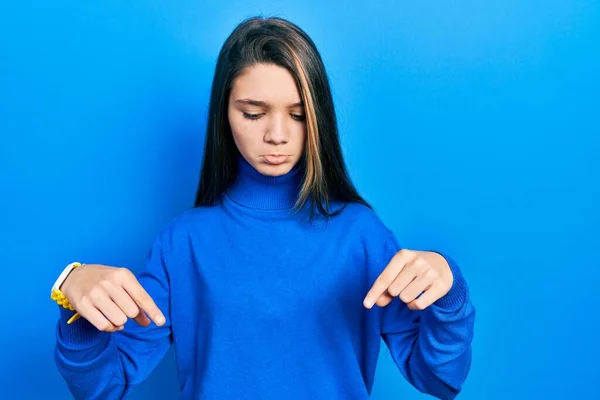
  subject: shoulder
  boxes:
[326,201,401,256]
[153,204,222,246]
[334,201,395,241]
[332,201,402,277]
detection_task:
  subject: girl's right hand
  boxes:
[60,264,166,332]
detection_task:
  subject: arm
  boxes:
[54,235,173,399]
[369,236,475,399]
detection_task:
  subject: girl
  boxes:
[52,16,475,400]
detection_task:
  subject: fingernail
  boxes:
[156,315,165,325]
[118,326,124,331]
[363,298,373,309]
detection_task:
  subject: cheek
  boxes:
[229,115,263,149]
[293,124,307,148]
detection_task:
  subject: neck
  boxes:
[226,155,303,211]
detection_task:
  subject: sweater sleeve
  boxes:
[54,234,173,400]
[377,234,476,400]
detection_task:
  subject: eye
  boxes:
[243,112,263,120]
[291,113,306,121]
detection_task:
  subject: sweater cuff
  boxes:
[432,253,468,309]
[56,306,109,349]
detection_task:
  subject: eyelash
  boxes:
[243,112,305,122]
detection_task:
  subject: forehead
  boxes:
[231,63,301,104]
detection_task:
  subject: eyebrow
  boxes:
[234,99,304,108]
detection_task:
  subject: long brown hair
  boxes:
[194,16,370,217]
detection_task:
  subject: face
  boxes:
[228,63,306,176]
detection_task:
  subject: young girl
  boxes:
[52,16,475,400]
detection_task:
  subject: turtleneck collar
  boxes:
[225,155,303,211]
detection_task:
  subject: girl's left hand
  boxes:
[363,250,454,311]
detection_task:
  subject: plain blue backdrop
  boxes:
[1,1,598,399]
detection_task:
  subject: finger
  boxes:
[408,285,443,310]
[133,312,152,327]
[364,250,415,308]
[105,283,150,327]
[90,289,128,327]
[386,261,419,298]
[375,292,395,307]
[399,274,432,304]
[77,296,119,332]
[103,283,140,319]
[122,275,166,326]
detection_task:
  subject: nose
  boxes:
[264,114,289,145]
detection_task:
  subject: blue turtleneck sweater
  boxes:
[54,156,475,400]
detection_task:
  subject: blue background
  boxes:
[1,1,598,399]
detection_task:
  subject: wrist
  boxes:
[50,262,82,311]
[59,263,83,292]
[435,255,468,308]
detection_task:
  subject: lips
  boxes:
[263,154,289,165]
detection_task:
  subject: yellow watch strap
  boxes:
[51,262,83,324]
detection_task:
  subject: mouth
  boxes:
[262,154,290,165]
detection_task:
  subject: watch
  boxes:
[50,262,82,311]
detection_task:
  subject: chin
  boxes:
[256,162,293,177]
